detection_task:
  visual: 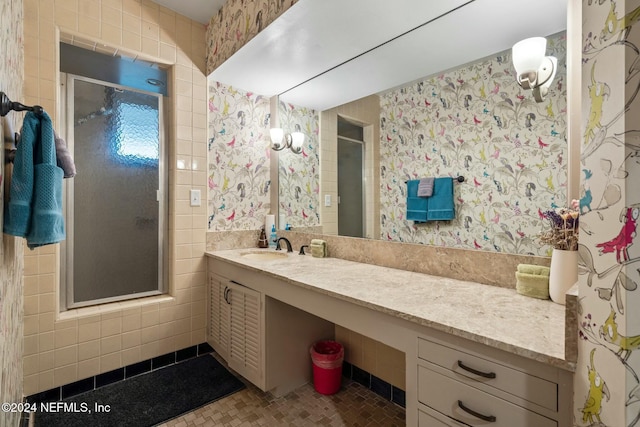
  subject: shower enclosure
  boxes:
[337,117,365,238]
[61,74,167,309]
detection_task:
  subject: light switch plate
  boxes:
[324,194,331,207]
[190,189,201,207]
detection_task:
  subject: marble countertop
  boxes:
[206,248,575,372]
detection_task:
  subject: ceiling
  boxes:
[151,0,225,24]
[157,0,568,111]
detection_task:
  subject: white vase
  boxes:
[549,248,578,305]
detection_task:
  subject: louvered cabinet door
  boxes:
[226,280,263,387]
[207,273,230,360]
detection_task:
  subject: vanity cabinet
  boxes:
[207,258,335,397]
[416,336,572,426]
[207,273,229,359]
[208,273,262,387]
[207,250,574,426]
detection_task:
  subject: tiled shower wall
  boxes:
[22,0,208,396]
[0,1,25,425]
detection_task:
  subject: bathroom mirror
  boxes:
[274,13,569,257]
[280,36,568,257]
[208,0,571,257]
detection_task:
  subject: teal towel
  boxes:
[4,115,36,237]
[426,177,455,221]
[4,111,65,249]
[406,180,428,222]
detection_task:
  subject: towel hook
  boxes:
[0,92,44,117]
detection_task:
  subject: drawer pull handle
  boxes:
[457,360,496,378]
[457,400,497,422]
[224,286,231,304]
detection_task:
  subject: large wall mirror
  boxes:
[210,0,573,257]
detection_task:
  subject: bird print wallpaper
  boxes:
[277,101,320,228]
[206,0,299,75]
[0,0,24,425]
[576,1,640,426]
[378,33,567,256]
[207,81,272,230]
[206,82,319,231]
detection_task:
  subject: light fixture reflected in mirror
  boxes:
[270,128,304,154]
[512,37,557,103]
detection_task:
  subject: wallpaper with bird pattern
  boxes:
[206,82,320,231]
[575,1,640,426]
[206,0,298,75]
[207,81,272,230]
[378,33,567,256]
[206,4,640,423]
[0,0,24,425]
[277,101,321,228]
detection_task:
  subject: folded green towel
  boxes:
[517,264,550,276]
[515,272,550,300]
[310,246,324,258]
[310,239,327,258]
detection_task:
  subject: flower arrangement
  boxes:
[539,199,580,251]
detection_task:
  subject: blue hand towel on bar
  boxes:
[4,111,65,249]
[406,179,428,222]
[4,116,37,237]
[426,177,455,221]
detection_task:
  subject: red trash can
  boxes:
[310,340,344,395]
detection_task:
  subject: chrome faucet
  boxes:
[275,237,293,252]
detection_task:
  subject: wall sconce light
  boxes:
[270,128,304,154]
[512,37,557,103]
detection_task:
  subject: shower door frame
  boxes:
[337,135,366,238]
[60,73,168,310]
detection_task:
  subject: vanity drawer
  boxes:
[419,404,467,426]
[418,338,557,411]
[419,366,556,427]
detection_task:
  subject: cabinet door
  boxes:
[227,280,262,387]
[207,273,230,360]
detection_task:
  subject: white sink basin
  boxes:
[240,251,289,260]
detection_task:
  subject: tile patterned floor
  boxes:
[158,355,405,427]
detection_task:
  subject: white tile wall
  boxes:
[22,0,207,396]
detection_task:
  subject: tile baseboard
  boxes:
[26,343,214,405]
[341,361,405,408]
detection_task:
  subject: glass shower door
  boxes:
[338,137,364,238]
[63,75,166,309]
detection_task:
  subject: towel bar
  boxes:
[405,176,465,184]
[0,92,44,117]
[2,92,44,164]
